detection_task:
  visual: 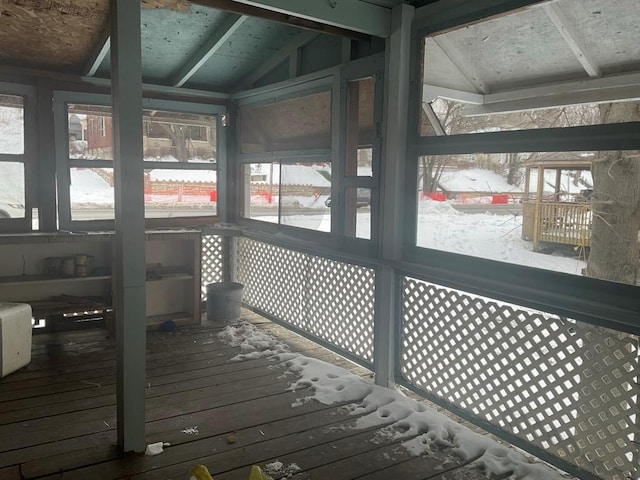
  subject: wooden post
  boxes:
[532,165,545,252]
[374,4,414,388]
[111,0,147,453]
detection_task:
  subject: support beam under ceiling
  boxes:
[543,3,601,78]
[231,0,390,37]
[462,72,640,115]
[84,30,111,77]
[172,13,248,87]
[192,0,372,39]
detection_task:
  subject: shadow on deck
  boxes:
[0,310,491,480]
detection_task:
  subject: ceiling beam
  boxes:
[229,0,390,37]
[423,84,484,104]
[482,71,640,104]
[462,72,640,115]
[240,30,319,89]
[425,71,640,115]
[172,14,248,87]
[192,0,371,40]
[84,30,111,77]
[463,86,640,115]
[543,3,601,78]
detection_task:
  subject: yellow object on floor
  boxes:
[248,465,274,480]
[191,464,214,480]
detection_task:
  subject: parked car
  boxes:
[325,189,371,208]
[0,201,25,218]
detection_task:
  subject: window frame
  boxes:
[236,76,335,244]
[0,82,36,233]
[53,91,226,231]
[405,5,640,335]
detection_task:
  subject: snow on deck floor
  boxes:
[219,321,571,480]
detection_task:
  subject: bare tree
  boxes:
[585,103,640,284]
[154,122,189,162]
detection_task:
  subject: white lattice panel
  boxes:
[236,238,374,363]
[401,276,639,480]
[201,234,224,299]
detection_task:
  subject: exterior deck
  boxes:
[0,311,488,480]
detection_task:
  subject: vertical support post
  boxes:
[374,4,414,388]
[36,80,57,231]
[533,165,545,252]
[111,0,147,453]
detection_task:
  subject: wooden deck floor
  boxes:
[0,311,487,480]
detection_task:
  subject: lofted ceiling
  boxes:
[421,0,640,114]
[0,0,436,93]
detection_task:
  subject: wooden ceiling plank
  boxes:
[432,36,487,94]
[240,30,319,89]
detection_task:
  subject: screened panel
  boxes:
[69,167,114,221]
[244,163,279,224]
[415,151,640,285]
[144,168,217,218]
[280,163,331,232]
[238,91,331,154]
[68,104,113,160]
[142,110,216,163]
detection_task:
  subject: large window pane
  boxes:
[143,110,216,163]
[243,162,331,232]
[0,95,24,155]
[70,167,114,221]
[68,106,218,163]
[0,162,25,219]
[144,168,217,218]
[68,104,113,160]
[244,163,279,224]
[280,163,331,232]
[238,91,331,154]
[416,151,640,285]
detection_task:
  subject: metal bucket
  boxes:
[205,282,244,322]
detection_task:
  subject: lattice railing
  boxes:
[201,234,224,299]
[401,276,639,480]
[236,237,375,365]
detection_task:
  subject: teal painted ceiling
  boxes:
[90,3,328,92]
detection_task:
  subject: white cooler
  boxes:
[0,303,33,378]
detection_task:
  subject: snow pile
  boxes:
[263,461,301,478]
[439,168,521,193]
[220,321,567,480]
[70,169,114,205]
[218,323,290,361]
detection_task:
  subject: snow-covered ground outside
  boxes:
[217,322,569,480]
